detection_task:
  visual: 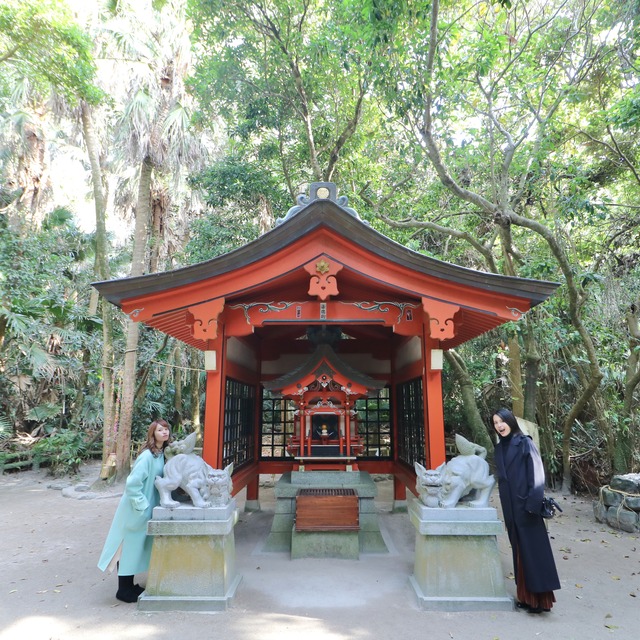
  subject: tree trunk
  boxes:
[173,342,183,429]
[6,122,50,234]
[149,187,168,273]
[190,348,202,441]
[590,387,614,475]
[116,320,141,479]
[507,332,524,417]
[135,334,169,406]
[444,350,494,459]
[258,194,274,235]
[115,157,153,480]
[522,316,541,422]
[616,299,640,472]
[80,102,116,473]
[0,316,7,353]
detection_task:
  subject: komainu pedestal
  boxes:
[409,499,512,611]
[137,500,241,612]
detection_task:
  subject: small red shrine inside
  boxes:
[263,340,386,470]
[93,182,559,503]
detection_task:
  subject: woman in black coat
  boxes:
[491,408,561,613]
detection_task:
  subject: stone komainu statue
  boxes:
[155,433,233,509]
[415,434,496,508]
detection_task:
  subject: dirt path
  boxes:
[1,462,638,640]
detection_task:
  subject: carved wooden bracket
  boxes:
[304,257,342,300]
[422,298,459,340]
[186,298,225,341]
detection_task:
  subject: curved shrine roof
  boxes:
[92,183,560,349]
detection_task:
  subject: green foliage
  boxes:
[33,429,90,475]
[0,210,102,437]
[188,0,401,187]
[26,402,62,425]
[191,155,289,211]
[182,212,259,263]
[0,0,103,104]
[184,155,291,262]
[0,413,11,444]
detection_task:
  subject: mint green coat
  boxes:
[97,449,164,576]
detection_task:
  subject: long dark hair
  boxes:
[140,419,172,457]
[488,408,522,435]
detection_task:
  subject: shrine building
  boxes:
[93,182,559,508]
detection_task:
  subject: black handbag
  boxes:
[540,496,563,518]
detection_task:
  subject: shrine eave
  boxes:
[262,344,386,395]
[92,198,560,309]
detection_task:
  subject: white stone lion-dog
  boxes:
[415,434,495,508]
[155,433,234,509]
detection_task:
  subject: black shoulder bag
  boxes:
[540,496,563,519]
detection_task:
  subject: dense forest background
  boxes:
[1,0,639,492]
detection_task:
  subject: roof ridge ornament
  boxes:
[276,182,368,226]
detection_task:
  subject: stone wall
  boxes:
[593,473,640,533]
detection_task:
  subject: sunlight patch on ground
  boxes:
[228,613,368,640]
[0,616,158,640]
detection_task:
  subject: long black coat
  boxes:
[494,433,561,593]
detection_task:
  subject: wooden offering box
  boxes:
[295,488,359,532]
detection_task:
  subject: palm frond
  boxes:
[0,308,30,337]
[162,102,190,145]
[8,107,32,132]
[0,413,12,442]
[26,402,62,422]
[25,343,57,379]
[123,88,154,131]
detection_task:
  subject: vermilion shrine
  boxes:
[94,182,558,525]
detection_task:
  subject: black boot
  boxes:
[116,575,139,603]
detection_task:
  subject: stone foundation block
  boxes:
[265,471,388,555]
[291,527,359,560]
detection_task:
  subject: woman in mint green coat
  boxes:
[98,419,171,603]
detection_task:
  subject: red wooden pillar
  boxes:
[247,380,261,504]
[425,366,445,468]
[202,332,225,468]
[424,330,446,469]
[422,325,446,469]
[344,400,351,456]
[393,476,407,502]
[297,400,304,454]
[304,405,312,457]
[246,476,260,502]
[202,370,222,468]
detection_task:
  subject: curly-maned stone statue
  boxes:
[415,434,495,508]
[155,433,234,509]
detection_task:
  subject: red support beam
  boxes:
[202,369,222,468]
[202,331,225,468]
[421,324,446,469]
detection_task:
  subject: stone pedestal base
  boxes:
[138,499,241,612]
[409,499,513,611]
[291,527,360,559]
